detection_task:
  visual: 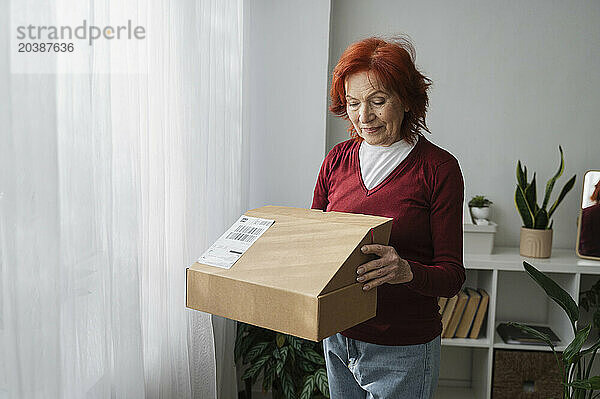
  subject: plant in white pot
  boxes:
[468,195,493,224]
[515,146,576,258]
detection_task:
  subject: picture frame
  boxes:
[576,170,600,260]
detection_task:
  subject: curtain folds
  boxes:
[1,0,243,398]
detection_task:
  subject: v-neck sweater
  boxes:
[311,134,465,346]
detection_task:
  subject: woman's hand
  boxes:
[356,244,413,291]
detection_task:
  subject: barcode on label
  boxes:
[226,232,255,243]
[234,225,264,235]
[252,219,272,226]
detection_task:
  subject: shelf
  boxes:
[493,329,566,352]
[465,246,600,273]
[442,337,490,348]
[435,247,594,399]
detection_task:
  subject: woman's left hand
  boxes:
[356,244,413,291]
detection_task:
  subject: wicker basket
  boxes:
[492,349,562,399]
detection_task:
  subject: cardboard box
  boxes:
[186,205,393,341]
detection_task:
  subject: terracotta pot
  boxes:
[520,227,553,258]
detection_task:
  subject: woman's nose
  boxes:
[359,103,374,123]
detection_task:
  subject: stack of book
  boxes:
[439,287,489,339]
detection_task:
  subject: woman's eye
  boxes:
[348,103,359,108]
[372,100,385,105]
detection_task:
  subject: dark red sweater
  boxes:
[311,135,465,345]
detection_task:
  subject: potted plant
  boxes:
[509,261,600,399]
[468,195,493,223]
[515,146,576,258]
[235,322,330,399]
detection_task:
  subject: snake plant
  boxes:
[515,146,576,229]
[510,261,600,399]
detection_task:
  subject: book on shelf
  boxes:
[441,295,458,336]
[443,290,469,338]
[455,288,481,338]
[438,297,448,315]
[469,288,489,339]
[496,322,561,345]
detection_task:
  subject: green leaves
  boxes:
[242,353,271,380]
[515,185,534,228]
[275,347,288,377]
[514,146,576,230]
[508,322,555,350]
[287,335,303,351]
[578,333,600,358]
[542,145,565,211]
[533,208,548,230]
[566,376,600,390]
[299,368,329,399]
[513,262,600,398]
[468,195,493,207]
[579,279,600,338]
[523,261,579,331]
[517,161,527,189]
[262,360,275,391]
[301,348,326,365]
[548,174,576,219]
[298,357,317,373]
[281,370,297,399]
[236,323,329,399]
[300,375,315,399]
[525,173,537,213]
[564,324,591,364]
[314,368,329,397]
[245,341,271,363]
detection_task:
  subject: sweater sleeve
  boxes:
[402,158,466,298]
[311,147,335,211]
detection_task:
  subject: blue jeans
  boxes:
[322,333,441,399]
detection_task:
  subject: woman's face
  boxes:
[345,70,407,147]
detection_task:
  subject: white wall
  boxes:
[328,0,600,248]
[243,0,331,210]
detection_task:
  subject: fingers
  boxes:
[357,244,404,291]
[361,273,395,291]
[361,244,387,256]
[357,264,396,285]
[356,257,385,275]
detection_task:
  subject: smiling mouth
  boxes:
[362,127,381,134]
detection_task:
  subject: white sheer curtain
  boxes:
[1,0,243,398]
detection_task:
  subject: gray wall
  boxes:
[328,0,600,248]
[244,0,331,210]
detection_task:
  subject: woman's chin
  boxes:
[362,135,391,146]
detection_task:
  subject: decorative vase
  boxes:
[520,227,553,258]
[470,206,490,220]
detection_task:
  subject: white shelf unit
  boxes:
[435,247,600,399]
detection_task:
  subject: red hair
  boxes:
[330,36,432,144]
[591,180,600,202]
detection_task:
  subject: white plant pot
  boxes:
[470,206,490,220]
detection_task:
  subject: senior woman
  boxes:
[311,37,465,398]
